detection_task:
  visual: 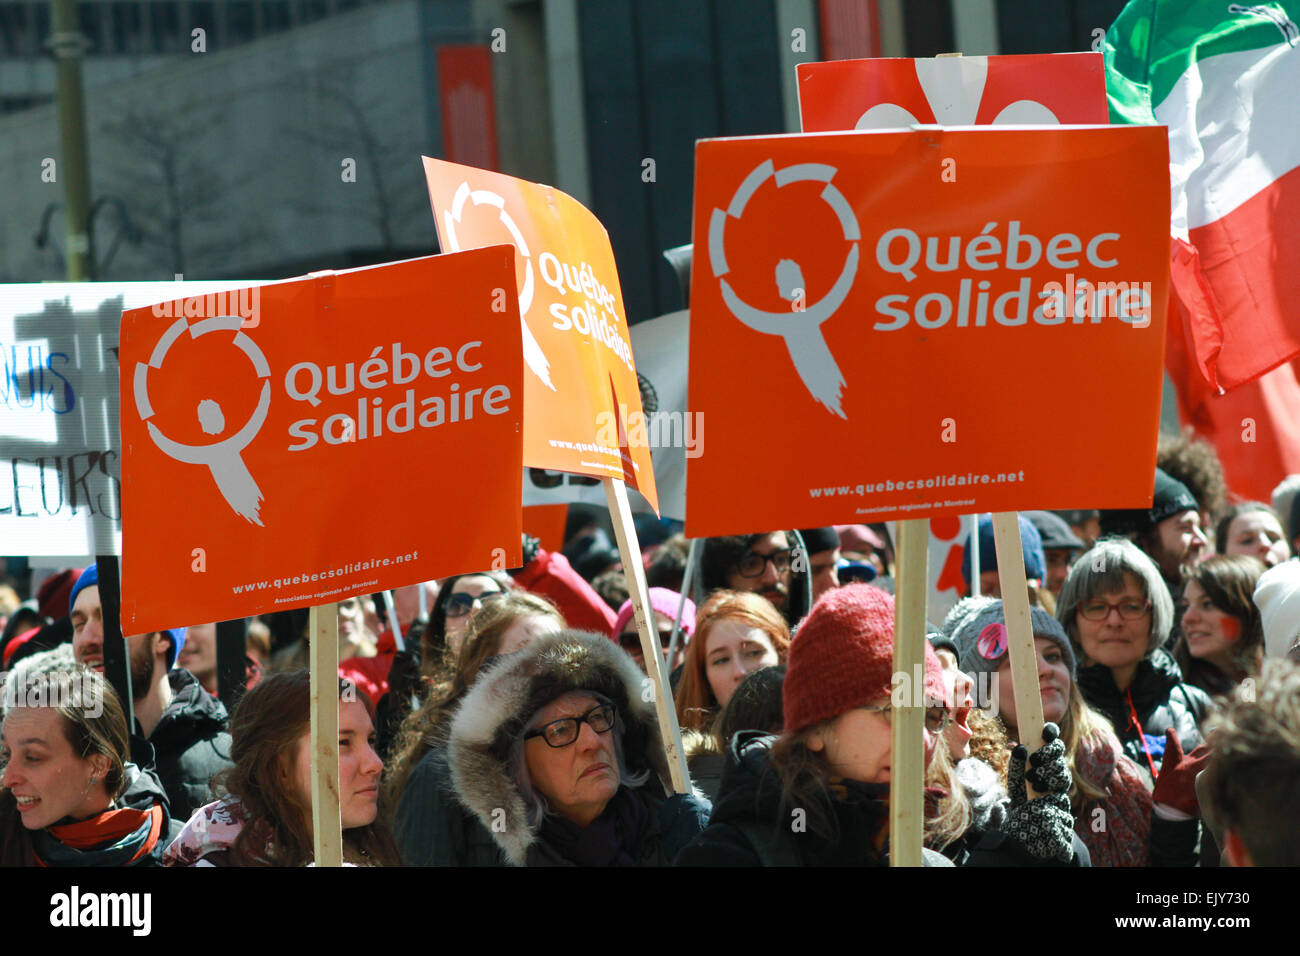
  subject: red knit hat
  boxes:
[38,567,82,621]
[783,584,948,732]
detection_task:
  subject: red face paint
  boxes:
[1220,616,1241,643]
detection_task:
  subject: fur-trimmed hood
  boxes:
[446,629,670,865]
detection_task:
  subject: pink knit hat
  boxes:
[784,584,948,732]
[611,588,696,642]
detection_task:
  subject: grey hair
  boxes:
[1056,537,1174,654]
[508,691,650,830]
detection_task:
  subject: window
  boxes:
[189,1,214,38]
[227,0,253,41]
[151,1,180,51]
[262,0,290,31]
[75,3,101,53]
[0,4,27,56]
[110,2,141,54]
[34,2,51,50]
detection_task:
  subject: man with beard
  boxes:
[1100,468,1208,608]
[68,566,232,834]
[701,532,801,624]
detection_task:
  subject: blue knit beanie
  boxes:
[67,565,98,617]
[961,514,1046,588]
[66,564,186,668]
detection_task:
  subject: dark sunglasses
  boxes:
[445,590,504,618]
[619,627,677,651]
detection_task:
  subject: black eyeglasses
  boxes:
[445,590,504,618]
[525,702,616,748]
[735,548,792,578]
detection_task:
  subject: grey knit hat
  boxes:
[941,596,1076,679]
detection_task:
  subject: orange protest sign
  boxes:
[686,126,1170,537]
[798,52,1108,131]
[423,157,658,513]
[119,248,523,633]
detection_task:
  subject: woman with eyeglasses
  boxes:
[676,585,1080,867]
[396,629,709,866]
[610,587,695,677]
[940,596,1195,866]
[1056,538,1213,788]
[422,572,513,675]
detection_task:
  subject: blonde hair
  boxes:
[924,738,972,852]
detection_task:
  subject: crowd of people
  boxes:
[1,435,1299,868]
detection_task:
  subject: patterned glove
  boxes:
[1004,722,1075,863]
[1025,722,1071,795]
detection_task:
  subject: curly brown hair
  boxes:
[1158,430,1229,521]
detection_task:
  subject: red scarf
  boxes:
[35,805,164,867]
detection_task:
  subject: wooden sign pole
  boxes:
[991,512,1045,749]
[890,518,927,867]
[603,476,690,793]
[309,603,343,867]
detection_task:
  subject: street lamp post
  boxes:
[48,0,93,281]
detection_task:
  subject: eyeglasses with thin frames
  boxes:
[860,703,951,735]
[1077,598,1151,621]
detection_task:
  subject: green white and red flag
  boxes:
[1106,0,1300,499]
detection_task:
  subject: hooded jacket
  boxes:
[146,669,233,832]
[395,630,709,866]
[1075,648,1211,785]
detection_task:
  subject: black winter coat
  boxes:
[674,733,948,866]
[395,745,708,866]
[675,733,1084,867]
[1076,649,1212,785]
[144,669,233,835]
